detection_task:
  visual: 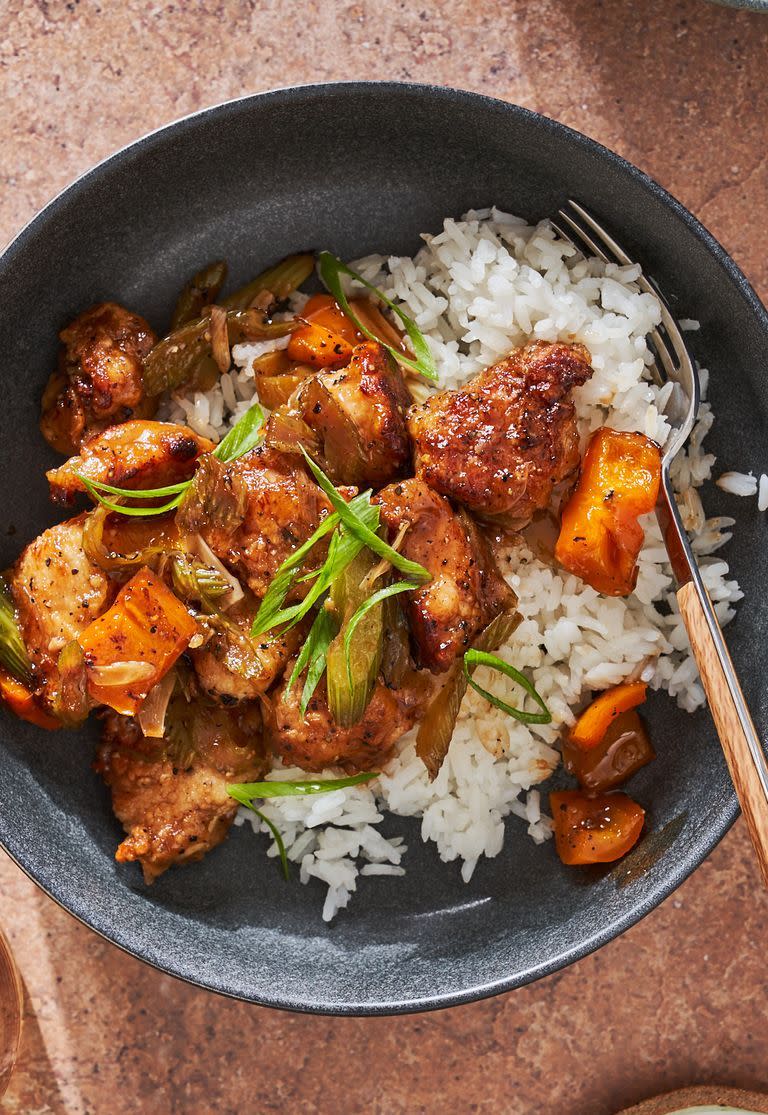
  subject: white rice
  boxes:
[716,470,757,497]
[167,208,744,920]
[759,475,768,512]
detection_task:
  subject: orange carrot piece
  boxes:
[569,682,648,751]
[78,567,197,716]
[301,293,362,344]
[256,374,310,410]
[0,668,60,730]
[286,293,363,368]
[251,349,295,378]
[550,790,645,865]
[286,321,354,369]
[348,297,408,353]
[555,428,661,596]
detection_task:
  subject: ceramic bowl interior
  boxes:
[1,83,767,1014]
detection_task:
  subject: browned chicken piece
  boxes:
[190,594,303,705]
[46,419,215,504]
[200,445,337,601]
[294,341,412,489]
[40,302,158,456]
[96,699,266,882]
[375,479,515,673]
[8,514,113,700]
[268,673,424,773]
[408,341,594,529]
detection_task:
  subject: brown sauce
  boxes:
[562,709,655,795]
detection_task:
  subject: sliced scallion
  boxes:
[300,449,431,584]
[228,773,378,878]
[318,252,438,383]
[213,402,264,463]
[462,650,552,725]
[250,493,380,638]
[77,476,184,517]
[74,478,189,500]
[227,786,290,880]
[250,514,341,637]
[284,603,339,716]
[342,580,417,690]
[229,773,377,799]
[0,578,32,685]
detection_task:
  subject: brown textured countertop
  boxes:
[2,1,768,1112]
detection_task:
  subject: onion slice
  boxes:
[209,305,231,374]
[88,661,157,686]
[138,670,177,738]
[188,534,243,609]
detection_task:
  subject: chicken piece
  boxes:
[190,595,303,705]
[376,479,515,673]
[8,514,113,697]
[268,674,420,773]
[201,445,337,600]
[96,699,266,882]
[46,420,214,504]
[40,302,158,456]
[408,341,594,529]
[294,341,412,488]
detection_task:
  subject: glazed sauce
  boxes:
[562,709,655,795]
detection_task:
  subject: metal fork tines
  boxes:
[549,200,768,875]
[551,201,700,462]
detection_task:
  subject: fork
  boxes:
[551,200,768,886]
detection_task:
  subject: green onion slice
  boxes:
[300,614,337,716]
[77,476,184,517]
[251,514,341,637]
[462,650,552,725]
[227,788,290,880]
[75,478,189,500]
[263,510,379,636]
[227,772,378,878]
[250,492,380,638]
[253,807,289,880]
[284,604,339,716]
[317,251,438,383]
[228,772,377,799]
[0,578,32,685]
[262,509,379,635]
[300,449,430,584]
[342,580,417,689]
[213,402,264,463]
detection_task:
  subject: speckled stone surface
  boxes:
[1,1,768,1112]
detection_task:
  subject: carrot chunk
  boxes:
[569,682,648,751]
[287,321,354,369]
[555,428,661,596]
[287,294,361,368]
[0,667,60,730]
[550,790,645,865]
[78,567,197,715]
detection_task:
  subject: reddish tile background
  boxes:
[1,1,767,1111]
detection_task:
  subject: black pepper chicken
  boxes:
[408,340,593,529]
[40,302,158,456]
[375,478,515,673]
[294,341,412,489]
[96,700,266,882]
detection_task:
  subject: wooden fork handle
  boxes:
[677,579,768,886]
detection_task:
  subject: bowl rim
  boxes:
[1,79,763,1014]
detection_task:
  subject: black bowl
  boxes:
[1,83,766,1015]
